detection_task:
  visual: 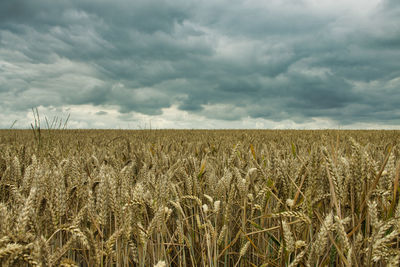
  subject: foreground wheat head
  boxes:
[0,129,399,266]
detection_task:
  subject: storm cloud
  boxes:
[1,0,399,128]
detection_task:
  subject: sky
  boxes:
[1,0,400,129]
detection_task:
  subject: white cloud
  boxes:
[2,104,399,130]
[304,0,382,15]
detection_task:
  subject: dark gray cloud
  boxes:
[1,0,399,128]
[95,111,107,115]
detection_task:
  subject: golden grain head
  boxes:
[0,129,399,266]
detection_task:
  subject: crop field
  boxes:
[0,129,400,266]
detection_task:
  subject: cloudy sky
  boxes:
[1,0,399,129]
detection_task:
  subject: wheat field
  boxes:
[0,129,399,266]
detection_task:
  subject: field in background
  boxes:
[0,129,400,266]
